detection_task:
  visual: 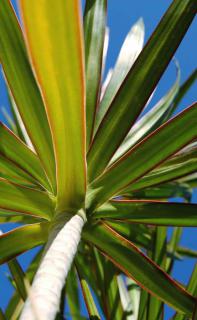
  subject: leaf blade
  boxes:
[124,145,197,194]
[111,63,180,163]
[0,123,51,190]
[87,104,197,211]
[0,223,49,264]
[95,18,145,134]
[87,0,196,180]
[83,222,196,316]
[0,0,56,190]
[20,0,86,212]
[84,0,107,146]
[0,178,54,220]
[77,266,101,319]
[94,200,197,227]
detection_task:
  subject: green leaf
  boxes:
[84,0,107,146]
[147,227,167,320]
[106,221,151,249]
[20,0,86,212]
[87,0,196,180]
[186,265,197,297]
[5,249,43,319]
[66,267,80,318]
[94,200,197,227]
[176,246,197,259]
[166,227,182,273]
[1,106,18,137]
[173,265,197,320]
[0,179,54,220]
[87,104,197,211]
[94,18,145,134]
[0,223,49,264]
[178,173,197,188]
[0,210,43,224]
[103,261,123,319]
[0,154,37,187]
[162,69,197,122]
[8,259,28,301]
[124,145,197,194]
[77,266,101,319]
[76,249,105,313]
[83,222,196,316]
[111,63,180,163]
[0,123,51,191]
[0,0,56,191]
[128,183,192,202]
[138,290,149,320]
[6,87,34,146]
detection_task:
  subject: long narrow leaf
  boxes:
[0,155,37,186]
[0,209,43,225]
[0,223,49,264]
[8,259,28,301]
[162,69,197,122]
[0,179,54,220]
[176,247,197,259]
[20,0,86,212]
[95,18,145,134]
[173,265,197,320]
[129,183,192,202]
[87,0,196,180]
[166,227,182,273]
[124,145,197,194]
[87,104,197,211]
[84,0,107,146]
[5,249,43,319]
[0,0,56,190]
[147,227,167,320]
[111,63,180,163]
[66,267,80,319]
[106,221,151,250]
[77,266,101,319]
[0,123,51,190]
[94,200,197,227]
[83,222,196,316]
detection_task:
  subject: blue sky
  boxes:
[0,0,196,319]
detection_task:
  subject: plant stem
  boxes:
[20,212,86,320]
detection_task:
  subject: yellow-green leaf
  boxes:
[0,0,56,191]
[0,223,49,264]
[20,0,86,212]
[0,179,54,220]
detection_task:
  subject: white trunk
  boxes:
[20,213,85,320]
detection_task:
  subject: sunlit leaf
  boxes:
[94,200,197,227]
[0,0,56,190]
[0,223,49,264]
[87,104,197,211]
[77,266,101,319]
[83,222,195,316]
[0,179,54,220]
[111,63,180,163]
[0,123,51,190]
[88,0,196,180]
[20,0,86,212]
[94,18,145,134]
[123,145,197,194]
[84,0,107,146]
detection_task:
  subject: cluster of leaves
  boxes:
[0,0,196,319]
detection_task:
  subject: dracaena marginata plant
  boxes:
[0,0,197,319]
